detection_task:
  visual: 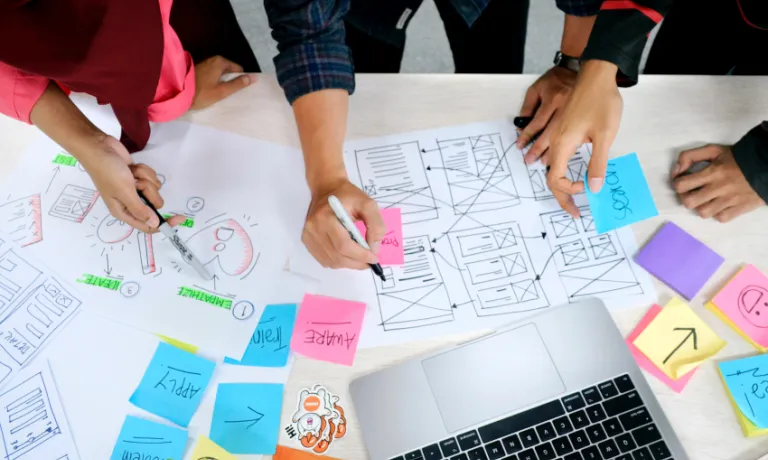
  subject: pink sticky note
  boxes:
[354,208,404,266]
[627,304,696,393]
[712,265,768,347]
[290,294,366,366]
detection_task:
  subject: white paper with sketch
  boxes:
[291,120,657,347]
[0,102,311,359]
[0,360,80,460]
[0,232,82,389]
[44,311,287,460]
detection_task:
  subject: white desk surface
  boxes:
[1,75,768,460]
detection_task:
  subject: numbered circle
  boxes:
[120,281,140,298]
[232,301,255,320]
[186,196,205,213]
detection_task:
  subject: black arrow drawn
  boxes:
[104,254,112,276]
[212,274,219,292]
[535,247,563,280]
[430,248,466,271]
[224,406,264,429]
[45,166,60,194]
[662,327,698,365]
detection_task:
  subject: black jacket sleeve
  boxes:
[732,122,768,204]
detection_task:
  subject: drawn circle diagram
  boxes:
[232,301,255,320]
[186,197,205,213]
[739,284,768,327]
[97,216,134,243]
[120,281,140,298]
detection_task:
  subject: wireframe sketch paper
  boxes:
[109,415,187,460]
[130,341,216,427]
[0,360,80,460]
[224,303,297,367]
[584,152,658,234]
[707,264,768,351]
[0,231,82,390]
[0,108,311,358]
[289,120,656,348]
[719,354,768,429]
[355,207,404,265]
[210,383,284,454]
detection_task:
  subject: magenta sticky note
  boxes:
[634,222,724,299]
[627,304,696,393]
[712,265,768,347]
[290,294,366,366]
[355,208,404,266]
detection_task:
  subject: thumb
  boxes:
[359,201,386,254]
[672,145,721,178]
[122,191,159,230]
[215,75,252,100]
[587,134,614,193]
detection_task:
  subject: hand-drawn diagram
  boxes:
[540,207,644,301]
[525,144,591,201]
[185,214,259,279]
[372,235,453,330]
[0,196,43,248]
[353,142,439,224]
[447,222,549,316]
[48,185,98,223]
[437,134,521,214]
[0,363,79,460]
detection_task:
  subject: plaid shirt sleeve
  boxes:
[265,0,355,104]
[555,0,602,17]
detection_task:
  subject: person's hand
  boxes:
[81,135,185,232]
[672,144,765,222]
[191,56,253,110]
[546,60,623,217]
[302,178,385,270]
[517,66,577,164]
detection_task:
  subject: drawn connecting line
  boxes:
[0,196,42,247]
[48,185,98,223]
[353,142,439,224]
[373,235,454,331]
[540,207,644,301]
[446,222,549,317]
[0,372,61,460]
[186,215,259,280]
[526,144,591,200]
[437,133,521,214]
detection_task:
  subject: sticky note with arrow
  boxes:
[633,297,726,380]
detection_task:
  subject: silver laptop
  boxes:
[350,299,687,460]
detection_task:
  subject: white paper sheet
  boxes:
[0,360,80,460]
[44,310,295,460]
[291,120,657,347]
[0,101,311,359]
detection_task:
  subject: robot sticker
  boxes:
[284,384,347,454]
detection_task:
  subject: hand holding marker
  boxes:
[328,195,387,282]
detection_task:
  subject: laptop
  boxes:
[350,299,687,460]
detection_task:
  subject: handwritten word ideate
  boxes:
[210,383,284,454]
[719,355,768,429]
[708,264,768,351]
[633,297,725,380]
[109,415,187,460]
[290,294,366,366]
[585,152,658,234]
[224,303,297,367]
[129,342,216,427]
[354,207,404,265]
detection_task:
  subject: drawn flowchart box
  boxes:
[49,185,99,223]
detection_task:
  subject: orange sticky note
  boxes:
[274,445,340,460]
[355,207,404,265]
[290,294,366,366]
[708,265,768,351]
[626,304,696,392]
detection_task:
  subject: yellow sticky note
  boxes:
[190,435,237,460]
[706,301,768,353]
[633,297,725,380]
[157,335,199,355]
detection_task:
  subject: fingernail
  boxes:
[671,164,681,176]
[371,241,381,255]
[147,215,159,228]
[589,177,604,193]
[524,153,533,164]
[242,75,251,85]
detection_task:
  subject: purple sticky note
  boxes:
[635,222,724,300]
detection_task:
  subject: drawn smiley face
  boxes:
[739,285,768,328]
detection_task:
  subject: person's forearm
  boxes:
[29,83,107,166]
[561,14,596,58]
[293,89,349,194]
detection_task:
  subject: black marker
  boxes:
[513,116,533,129]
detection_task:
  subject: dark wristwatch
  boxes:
[554,51,580,73]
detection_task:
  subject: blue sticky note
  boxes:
[585,152,658,233]
[110,415,188,460]
[130,341,216,427]
[224,304,297,367]
[210,383,284,454]
[720,355,768,428]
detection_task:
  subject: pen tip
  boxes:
[379,275,387,282]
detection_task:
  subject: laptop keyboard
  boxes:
[390,374,674,460]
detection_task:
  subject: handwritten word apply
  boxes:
[130,342,215,427]
[290,294,366,366]
[225,304,297,367]
[585,152,658,234]
[720,354,768,428]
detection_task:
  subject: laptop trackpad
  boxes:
[422,324,566,433]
